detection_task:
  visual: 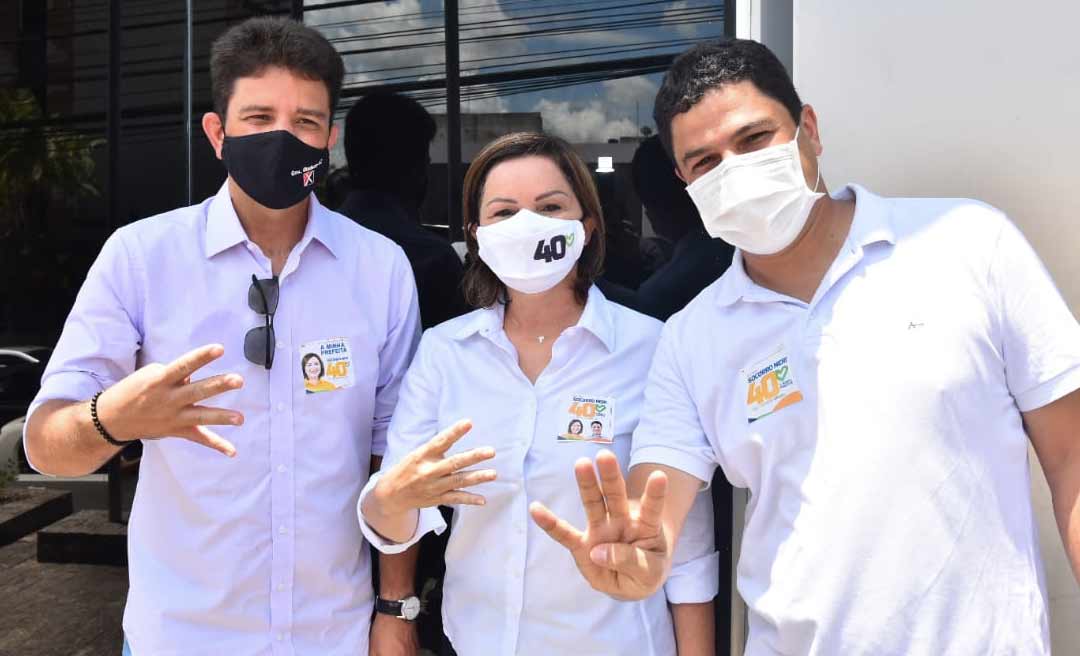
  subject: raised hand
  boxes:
[369,419,497,517]
[95,343,244,456]
[529,449,671,601]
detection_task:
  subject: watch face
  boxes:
[401,596,421,621]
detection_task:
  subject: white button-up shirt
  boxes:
[26,183,421,656]
[631,184,1080,655]
[359,286,718,656]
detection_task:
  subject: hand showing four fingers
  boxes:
[96,343,244,456]
[371,419,498,516]
[529,449,671,602]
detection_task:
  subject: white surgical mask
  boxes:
[476,208,586,295]
[685,127,823,255]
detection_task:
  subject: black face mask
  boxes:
[222,129,329,210]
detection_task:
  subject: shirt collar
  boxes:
[453,285,616,353]
[713,183,895,308]
[204,182,341,260]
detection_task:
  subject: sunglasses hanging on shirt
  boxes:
[245,274,279,369]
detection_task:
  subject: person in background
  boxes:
[358,133,718,656]
[630,135,734,320]
[339,92,468,329]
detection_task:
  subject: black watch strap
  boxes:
[375,595,420,621]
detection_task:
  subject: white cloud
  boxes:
[534,99,638,143]
[601,76,659,108]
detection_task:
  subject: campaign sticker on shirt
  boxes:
[298,338,354,394]
[558,395,615,444]
[742,346,803,423]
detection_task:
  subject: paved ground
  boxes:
[0,535,127,656]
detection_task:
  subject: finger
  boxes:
[574,457,607,529]
[164,344,225,383]
[432,446,495,476]
[437,468,497,493]
[438,491,487,507]
[529,501,586,551]
[595,449,630,521]
[177,373,244,406]
[176,425,237,457]
[422,419,473,457]
[589,542,664,585]
[635,470,669,535]
[178,405,244,427]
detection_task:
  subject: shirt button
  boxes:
[276,402,285,413]
[277,464,287,474]
[276,341,284,350]
[276,583,286,592]
[279,525,288,535]
[277,632,285,641]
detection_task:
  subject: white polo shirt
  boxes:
[631,184,1080,655]
[26,183,421,656]
[359,286,719,656]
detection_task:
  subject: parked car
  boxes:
[0,346,50,428]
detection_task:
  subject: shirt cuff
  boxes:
[664,550,720,604]
[22,371,107,475]
[630,445,716,487]
[1014,364,1080,412]
[370,425,388,458]
[357,473,447,554]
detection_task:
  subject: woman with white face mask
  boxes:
[358,133,718,656]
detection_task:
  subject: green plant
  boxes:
[0,88,104,237]
[0,457,18,502]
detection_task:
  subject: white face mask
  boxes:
[476,209,587,295]
[685,128,823,255]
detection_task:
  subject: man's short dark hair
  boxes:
[344,92,437,193]
[590,421,603,428]
[210,17,344,120]
[654,39,802,158]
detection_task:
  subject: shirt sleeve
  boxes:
[370,248,422,457]
[630,321,718,484]
[358,330,448,551]
[665,486,720,604]
[23,229,144,473]
[988,216,1080,412]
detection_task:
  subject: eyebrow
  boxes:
[535,190,569,201]
[236,105,328,120]
[485,197,518,207]
[680,118,778,165]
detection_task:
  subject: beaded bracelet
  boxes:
[90,391,128,447]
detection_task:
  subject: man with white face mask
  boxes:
[531,38,1080,655]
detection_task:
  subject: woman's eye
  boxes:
[540,204,562,214]
[492,208,515,218]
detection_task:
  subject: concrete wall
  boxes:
[792,0,1080,651]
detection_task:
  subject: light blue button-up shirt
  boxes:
[26,183,421,655]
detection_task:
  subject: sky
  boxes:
[304,0,724,144]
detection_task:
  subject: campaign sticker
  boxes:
[558,395,615,444]
[743,346,803,423]
[299,337,355,394]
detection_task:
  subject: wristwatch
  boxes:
[375,595,422,621]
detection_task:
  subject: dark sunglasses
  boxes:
[245,274,279,369]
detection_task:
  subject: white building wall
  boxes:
[792,1,1080,652]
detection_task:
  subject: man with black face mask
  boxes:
[23,17,420,655]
